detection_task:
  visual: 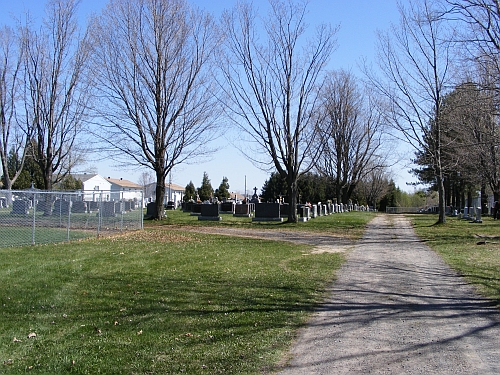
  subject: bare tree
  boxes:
[354,167,391,210]
[315,70,389,205]
[0,26,30,194]
[220,0,337,222]
[22,0,90,195]
[89,0,221,220]
[367,0,456,223]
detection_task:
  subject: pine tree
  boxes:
[198,172,213,202]
[215,176,230,201]
[183,181,196,202]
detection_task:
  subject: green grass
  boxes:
[409,214,500,305]
[0,211,376,374]
[0,227,93,247]
[156,209,375,240]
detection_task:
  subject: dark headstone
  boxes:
[101,201,116,217]
[220,202,235,214]
[252,203,282,222]
[280,203,290,218]
[190,203,202,216]
[54,199,71,214]
[198,204,221,221]
[36,200,53,214]
[115,201,124,214]
[72,201,87,213]
[88,201,99,212]
[124,201,132,211]
[234,204,251,217]
[166,201,175,210]
[11,200,29,215]
[146,202,157,218]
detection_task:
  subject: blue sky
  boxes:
[0,0,417,194]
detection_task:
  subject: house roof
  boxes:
[106,177,142,189]
[166,182,185,192]
[145,182,185,192]
[72,173,102,183]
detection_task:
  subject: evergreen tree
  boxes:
[215,176,230,201]
[55,176,83,190]
[6,148,44,190]
[183,181,196,202]
[198,172,213,201]
[261,173,287,202]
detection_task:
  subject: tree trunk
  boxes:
[155,171,166,220]
[287,177,298,223]
[437,173,446,224]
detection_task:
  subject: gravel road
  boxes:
[276,214,500,374]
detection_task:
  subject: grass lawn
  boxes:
[155,209,374,240]
[0,211,374,374]
[409,214,500,305]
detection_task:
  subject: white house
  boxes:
[105,177,143,202]
[145,181,185,207]
[73,173,112,201]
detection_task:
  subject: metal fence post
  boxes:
[120,191,124,232]
[32,192,37,245]
[141,191,144,229]
[67,193,71,242]
[97,192,102,237]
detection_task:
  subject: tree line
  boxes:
[1,0,499,222]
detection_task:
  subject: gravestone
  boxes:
[101,201,116,217]
[124,201,132,211]
[253,203,282,222]
[250,187,260,204]
[190,203,202,216]
[234,204,252,217]
[54,199,72,214]
[36,200,52,214]
[311,204,317,218]
[166,201,175,210]
[299,205,310,222]
[11,200,29,215]
[115,201,124,214]
[88,201,99,212]
[198,204,221,221]
[280,203,290,218]
[220,202,235,214]
[146,202,156,218]
[72,201,87,213]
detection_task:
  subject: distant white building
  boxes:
[145,181,185,207]
[105,177,143,202]
[73,173,112,201]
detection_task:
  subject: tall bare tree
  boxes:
[220,0,337,222]
[315,70,388,205]
[22,0,90,194]
[368,0,455,223]
[0,26,30,193]
[90,0,220,220]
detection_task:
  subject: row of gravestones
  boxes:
[145,201,370,221]
[10,199,136,216]
[178,202,256,220]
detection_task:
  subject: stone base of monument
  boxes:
[198,216,222,221]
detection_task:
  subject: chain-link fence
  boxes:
[0,189,143,248]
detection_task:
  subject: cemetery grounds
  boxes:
[0,210,499,374]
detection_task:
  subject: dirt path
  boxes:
[276,214,500,374]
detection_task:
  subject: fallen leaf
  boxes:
[13,337,22,343]
[137,330,143,335]
[27,332,36,339]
